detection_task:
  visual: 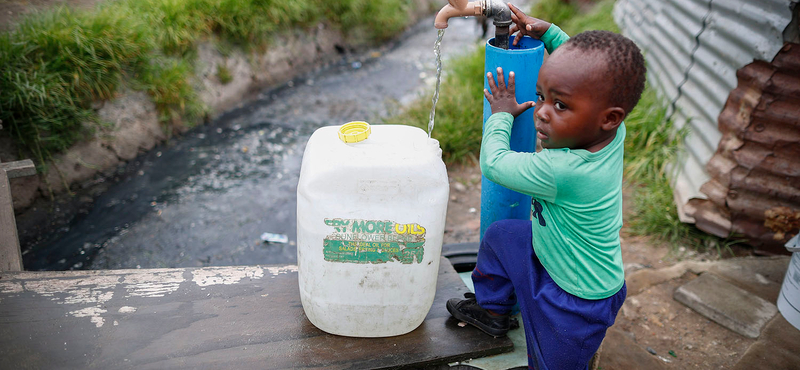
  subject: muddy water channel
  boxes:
[19,16,487,271]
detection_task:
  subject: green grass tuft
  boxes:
[135,58,205,129]
[529,0,579,30]
[558,0,620,34]
[216,63,233,85]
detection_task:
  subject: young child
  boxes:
[446,3,646,370]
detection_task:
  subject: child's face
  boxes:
[534,48,614,150]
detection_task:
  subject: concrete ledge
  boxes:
[674,273,778,338]
[0,257,511,369]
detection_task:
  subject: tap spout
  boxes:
[434,0,483,29]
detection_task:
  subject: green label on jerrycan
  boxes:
[322,218,426,264]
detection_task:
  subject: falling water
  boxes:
[427,29,445,138]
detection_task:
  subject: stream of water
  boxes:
[427,29,445,138]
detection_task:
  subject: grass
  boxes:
[135,58,205,131]
[0,0,418,171]
[385,0,738,254]
[385,45,486,163]
[216,63,233,85]
[0,7,151,161]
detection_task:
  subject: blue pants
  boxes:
[473,219,627,370]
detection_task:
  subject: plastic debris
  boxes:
[786,233,800,252]
[668,350,677,358]
[646,347,657,355]
[261,232,289,244]
[352,61,362,69]
[457,322,467,327]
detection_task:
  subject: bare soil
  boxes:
[0,0,103,31]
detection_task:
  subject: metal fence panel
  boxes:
[614,0,796,224]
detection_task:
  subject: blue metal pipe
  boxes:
[480,35,545,239]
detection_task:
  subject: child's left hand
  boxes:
[484,67,535,118]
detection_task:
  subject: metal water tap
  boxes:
[434,0,512,29]
[434,0,513,48]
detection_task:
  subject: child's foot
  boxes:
[446,292,510,337]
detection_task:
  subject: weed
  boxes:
[623,88,686,182]
[326,0,411,43]
[558,0,619,34]
[529,0,579,30]
[135,58,205,131]
[217,63,233,85]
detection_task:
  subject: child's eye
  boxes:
[536,93,544,102]
[554,101,567,110]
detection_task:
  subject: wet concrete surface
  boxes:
[18,15,490,271]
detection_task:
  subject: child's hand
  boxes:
[484,67,535,118]
[508,3,552,46]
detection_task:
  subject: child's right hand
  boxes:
[484,67,535,118]
[508,3,552,46]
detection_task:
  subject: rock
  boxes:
[40,140,121,195]
[674,273,777,338]
[10,175,39,212]
[98,89,163,161]
[453,182,467,192]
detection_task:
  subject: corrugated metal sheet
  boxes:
[614,0,798,245]
[693,43,800,253]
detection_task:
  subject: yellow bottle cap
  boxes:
[338,121,371,143]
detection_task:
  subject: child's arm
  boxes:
[481,68,557,201]
[508,3,570,53]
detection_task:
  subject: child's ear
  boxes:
[600,107,626,131]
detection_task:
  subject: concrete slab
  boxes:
[733,313,800,370]
[675,273,778,338]
[708,256,790,304]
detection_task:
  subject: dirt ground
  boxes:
[0,0,103,31]
[443,163,759,369]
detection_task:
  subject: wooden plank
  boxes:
[0,159,36,179]
[0,169,23,271]
[0,258,512,369]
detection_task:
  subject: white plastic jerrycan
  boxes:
[297,121,449,337]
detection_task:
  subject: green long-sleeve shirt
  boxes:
[480,25,625,300]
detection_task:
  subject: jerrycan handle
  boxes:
[338,121,371,143]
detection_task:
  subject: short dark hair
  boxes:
[563,30,646,115]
